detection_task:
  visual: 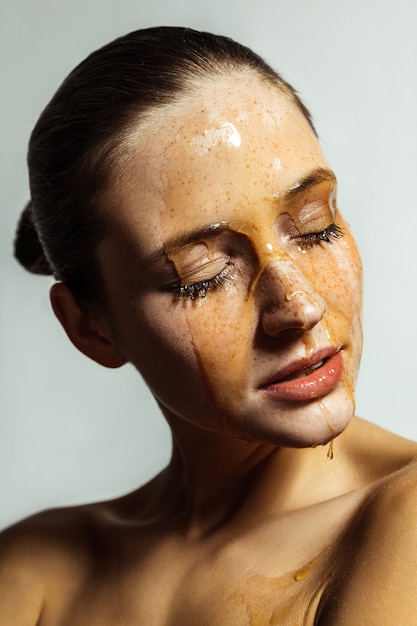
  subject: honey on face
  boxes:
[98,74,363,449]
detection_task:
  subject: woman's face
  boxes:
[97,74,362,448]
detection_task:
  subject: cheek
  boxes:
[325,236,363,336]
[111,294,214,416]
[298,228,362,334]
[312,233,363,393]
[183,289,257,418]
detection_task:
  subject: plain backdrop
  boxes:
[1,0,416,530]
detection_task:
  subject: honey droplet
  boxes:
[294,564,312,582]
[327,439,334,460]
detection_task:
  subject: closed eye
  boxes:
[171,266,231,301]
[294,223,344,250]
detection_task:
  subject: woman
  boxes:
[3,26,417,625]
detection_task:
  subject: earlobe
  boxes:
[50,282,128,369]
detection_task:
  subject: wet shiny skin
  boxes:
[3,74,417,626]
[98,74,363,448]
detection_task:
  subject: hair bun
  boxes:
[14,201,54,275]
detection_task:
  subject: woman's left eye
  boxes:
[295,223,344,250]
[173,267,229,301]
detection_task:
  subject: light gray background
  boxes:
[1,0,416,530]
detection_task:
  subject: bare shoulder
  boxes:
[0,514,45,625]
[321,429,417,625]
[343,417,417,473]
[0,489,145,626]
[0,503,98,625]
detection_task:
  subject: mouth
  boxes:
[279,359,325,381]
[259,349,344,402]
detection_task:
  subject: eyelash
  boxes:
[173,269,229,300]
[295,223,344,249]
[173,223,344,300]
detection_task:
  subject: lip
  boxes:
[259,349,344,402]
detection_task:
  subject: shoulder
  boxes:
[321,458,417,624]
[0,515,45,625]
[0,501,113,625]
[355,459,417,566]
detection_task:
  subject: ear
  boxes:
[50,282,127,369]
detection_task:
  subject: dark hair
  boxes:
[14,26,315,311]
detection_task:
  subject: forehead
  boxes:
[109,74,328,251]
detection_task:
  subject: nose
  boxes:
[256,260,327,337]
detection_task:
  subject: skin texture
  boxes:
[97,75,361,448]
[2,74,417,625]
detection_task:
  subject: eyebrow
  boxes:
[284,167,337,203]
[141,167,337,270]
[141,222,225,270]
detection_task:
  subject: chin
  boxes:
[239,384,356,449]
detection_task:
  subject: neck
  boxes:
[153,411,351,538]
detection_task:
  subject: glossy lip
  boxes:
[258,348,344,402]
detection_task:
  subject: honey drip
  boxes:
[327,439,334,460]
[237,546,332,625]
[294,564,312,582]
